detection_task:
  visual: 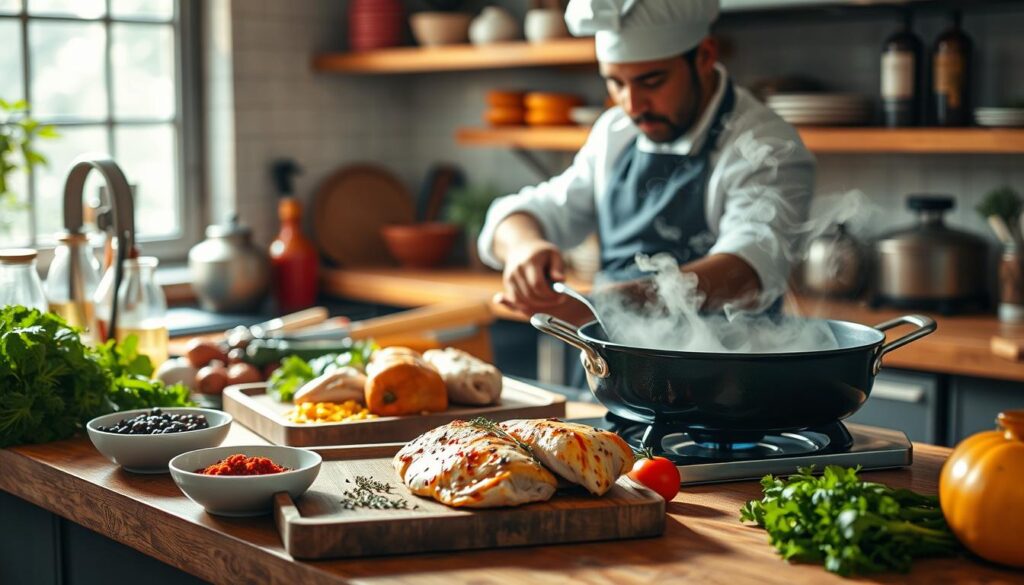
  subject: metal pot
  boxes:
[531,313,935,442]
[872,195,988,312]
[188,215,270,313]
[799,223,866,298]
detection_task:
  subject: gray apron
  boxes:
[596,81,736,283]
[565,82,737,392]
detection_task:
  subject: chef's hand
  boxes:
[494,240,566,314]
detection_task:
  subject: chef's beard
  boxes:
[632,57,704,144]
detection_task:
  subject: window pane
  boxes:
[115,124,179,239]
[112,24,175,120]
[33,125,108,242]
[111,0,173,21]
[30,21,107,122]
[0,170,30,247]
[0,20,22,102]
[28,0,104,18]
[0,0,21,15]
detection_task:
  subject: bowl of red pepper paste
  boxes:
[169,445,321,516]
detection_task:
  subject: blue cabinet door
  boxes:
[949,376,1024,444]
[847,369,944,444]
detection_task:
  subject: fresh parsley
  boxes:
[740,465,959,577]
[0,306,191,447]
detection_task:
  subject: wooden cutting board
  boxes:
[223,378,566,447]
[274,443,665,559]
[313,164,415,267]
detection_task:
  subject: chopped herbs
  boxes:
[740,465,959,577]
[340,474,415,510]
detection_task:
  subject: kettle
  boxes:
[188,214,270,313]
[799,223,866,298]
[871,195,988,314]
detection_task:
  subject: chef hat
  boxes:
[565,0,719,64]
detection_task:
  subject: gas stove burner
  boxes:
[571,414,912,484]
[661,430,833,461]
[600,413,855,464]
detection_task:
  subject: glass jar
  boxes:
[999,244,1024,323]
[94,256,169,366]
[45,232,101,340]
[0,248,48,313]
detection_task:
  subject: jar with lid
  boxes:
[45,232,101,340]
[0,248,48,312]
[94,255,169,366]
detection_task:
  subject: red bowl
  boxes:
[379,222,459,268]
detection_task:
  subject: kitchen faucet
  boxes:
[62,157,135,342]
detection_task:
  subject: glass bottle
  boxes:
[0,248,48,313]
[880,11,923,127]
[45,232,101,340]
[94,255,169,366]
[932,10,972,126]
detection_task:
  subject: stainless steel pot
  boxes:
[188,214,270,312]
[799,223,866,298]
[872,195,988,312]
[532,313,935,443]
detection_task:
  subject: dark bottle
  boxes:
[932,11,973,126]
[881,11,923,127]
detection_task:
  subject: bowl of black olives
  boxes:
[87,407,233,473]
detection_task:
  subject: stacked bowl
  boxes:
[524,92,583,126]
[975,107,1024,128]
[485,90,526,126]
[348,0,404,51]
[767,93,870,126]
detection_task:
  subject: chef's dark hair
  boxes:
[681,45,703,109]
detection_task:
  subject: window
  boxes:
[0,0,200,258]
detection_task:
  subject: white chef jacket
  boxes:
[477,64,817,303]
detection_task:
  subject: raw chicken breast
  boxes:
[422,347,502,406]
[500,419,635,496]
[394,420,557,508]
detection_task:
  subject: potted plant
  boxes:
[1,99,57,239]
[444,183,500,270]
[410,0,473,47]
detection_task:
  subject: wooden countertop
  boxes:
[2,415,1017,584]
[321,267,1024,382]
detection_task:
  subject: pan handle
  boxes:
[530,313,609,378]
[871,314,937,374]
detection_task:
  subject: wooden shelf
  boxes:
[456,126,1024,154]
[313,38,596,74]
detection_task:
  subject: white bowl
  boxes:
[87,407,232,474]
[570,106,605,126]
[169,445,322,517]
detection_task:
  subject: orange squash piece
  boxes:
[365,347,448,416]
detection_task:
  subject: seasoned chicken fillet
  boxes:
[394,420,557,508]
[500,419,635,495]
[422,348,502,406]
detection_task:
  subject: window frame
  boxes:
[2,0,203,262]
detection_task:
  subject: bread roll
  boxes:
[422,347,502,406]
[365,347,448,416]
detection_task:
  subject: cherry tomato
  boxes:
[627,454,681,501]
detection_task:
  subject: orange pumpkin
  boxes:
[939,410,1024,567]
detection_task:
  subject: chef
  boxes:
[478,0,816,322]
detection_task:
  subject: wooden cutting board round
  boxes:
[313,164,415,266]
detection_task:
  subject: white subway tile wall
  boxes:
[213,0,1024,254]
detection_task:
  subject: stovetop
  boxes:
[569,415,913,485]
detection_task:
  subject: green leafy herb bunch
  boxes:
[740,465,959,577]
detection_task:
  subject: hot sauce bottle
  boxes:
[269,159,319,313]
